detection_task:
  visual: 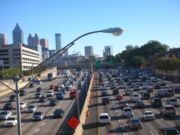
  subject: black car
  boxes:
[135,100,145,108]
[35,93,42,98]
[9,95,16,102]
[151,97,162,107]
[39,95,47,102]
[141,92,150,100]
[53,109,64,118]
[159,126,179,135]
[112,89,119,95]
[29,83,34,88]
[49,99,58,106]
[36,87,42,92]
[20,89,27,96]
[4,103,13,110]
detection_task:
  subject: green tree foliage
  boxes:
[0,68,22,79]
[156,57,180,71]
[131,56,146,68]
[115,40,169,68]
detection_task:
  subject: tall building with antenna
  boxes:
[12,23,24,44]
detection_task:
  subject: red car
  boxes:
[119,102,129,108]
[69,90,77,99]
[49,85,55,89]
[54,86,60,91]
[116,94,124,100]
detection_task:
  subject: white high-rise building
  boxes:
[103,46,113,57]
[85,46,94,57]
[55,33,61,52]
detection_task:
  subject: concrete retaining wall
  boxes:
[73,73,95,135]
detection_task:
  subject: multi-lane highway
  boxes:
[0,70,87,135]
[84,68,180,135]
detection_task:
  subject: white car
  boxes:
[20,102,27,109]
[131,94,141,102]
[166,98,178,106]
[142,111,155,120]
[47,90,54,97]
[0,111,12,120]
[27,105,37,113]
[4,116,17,126]
[122,107,134,117]
[99,113,111,124]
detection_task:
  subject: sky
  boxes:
[0,0,180,56]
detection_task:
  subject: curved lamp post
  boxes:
[0,27,124,135]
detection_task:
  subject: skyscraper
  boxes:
[0,34,8,45]
[55,33,61,52]
[103,46,113,57]
[12,23,24,44]
[40,38,49,49]
[28,33,40,46]
[85,46,94,57]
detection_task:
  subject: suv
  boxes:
[98,113,111,124]
[160,105,176,117]
[159,126,179,135]
[151,97,162,107]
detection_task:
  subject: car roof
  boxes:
[99,113,109,116]
[144,111,153,113]
[161,126,177,130]
[130,118,140,120]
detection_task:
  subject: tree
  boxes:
[130,56,146,68]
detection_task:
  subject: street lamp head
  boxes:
[101,27,124,36]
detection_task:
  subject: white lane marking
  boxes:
[39,122,46,126]
[34,128,40,133]
[150,131,154,135]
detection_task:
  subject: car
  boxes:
[122,107,134,118]
[53,109,64,118]
[54,86,60,91]
[98,113,111,124]
[35,93,42,98]
[166,98,178,106]
[135,100,145,108]
[0,111,12,120]
[151,97,162,107]
[112,89,119,95]
[116,94,123,100]
[164,89,175,97]
[146,87,154,93]
[20,102,26,109]
[56,92,64,100]
[101,90,108,96]
[102,97,110,105]
[131,94,141,102]
[33,111,44,120]
[154,90,165,98]
[141,92,150,100]
[119,102,129,108]
[29,83,34,88]
[142,111,155,120]
[27,105,37,113]
[20,89,27,96]
[159,126,179,135]
[125,89,133,95]
[175,119,180,129]
[4,116,17,127]
[39,95,47,102]
[49,85,55,89]
[69,90,77,99]
[4,103,13,110]
[160,105,176,117]
[47,90,54,97]
[127,118,143,129]
[36,87,42,92]
[9,95,16,102]
[49,99,58,106]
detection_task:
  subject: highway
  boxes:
[0,71,86,135]
[84,69,180,135]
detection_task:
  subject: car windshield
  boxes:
[8,117,16,120]
[100,116,109,119]
[34,112,42,115]
[0,112,8,115]
[145,112,153,115]
[171,99,177,102]
[125,109,131,112]
[29,105,35,108]
[131,119,140,124]
[166,107,174,110]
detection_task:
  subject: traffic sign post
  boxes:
[67,117,80,129]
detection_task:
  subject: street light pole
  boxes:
[14,75,22,135]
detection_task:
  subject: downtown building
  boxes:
[103,46,113,57]
[84,46,94,57]
[40,38,49,61]
[0,34,8,45]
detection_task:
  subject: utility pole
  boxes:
[14,75,22,135]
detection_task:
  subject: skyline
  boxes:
[0,0,180,56]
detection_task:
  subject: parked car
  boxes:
[127,118,143,129]
[53,109,64,118]
[4,116,17,127]
[142,111,155,121]
[0,111,12,120]
[33,111,44,121]
[159,126,179,135]
[98,113,111,124]
[9,95,16,102]
[27,105,37,113]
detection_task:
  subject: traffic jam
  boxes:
[0,69,88,134]
[94,67,180,135]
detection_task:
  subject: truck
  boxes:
[48,72,57,81]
